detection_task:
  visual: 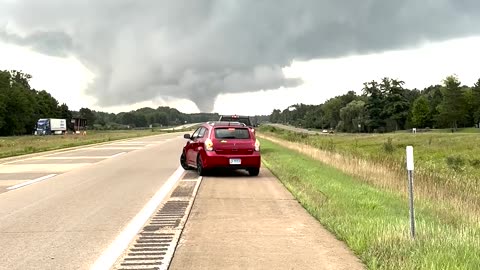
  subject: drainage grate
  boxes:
[113,177,202,270]
[182,171,199,180]
[170,181,196,198]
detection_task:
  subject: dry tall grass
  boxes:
[259,134,480,223]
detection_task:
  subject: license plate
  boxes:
[229,158,241,165]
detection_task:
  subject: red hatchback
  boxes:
[180,121,261,176]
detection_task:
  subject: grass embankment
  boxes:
[260,139,480,269]
[0,129,186,159]
[385,128,480,134]
[260,126,480,221]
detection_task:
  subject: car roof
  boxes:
[219,115,251,119]
[205,121,248,128]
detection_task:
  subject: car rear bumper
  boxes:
[202,151,261,169]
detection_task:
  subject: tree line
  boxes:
[0,70,220,136]
[269,76,480,133]
[4,70,477,136]
[0,70,72,135]
[92,108,220,130]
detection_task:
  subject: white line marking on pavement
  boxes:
[108,152,126,158]
[113,142,151,144]
[27,152,126,161]
[89,147,144,150]
[32,156,110,160]
[0,164,91,173]
[7,174,58,190]
[90,166,185,270]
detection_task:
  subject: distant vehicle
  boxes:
[71,118,87,134]
[219,115,256,135]
[322,129,328,133]
[35,118,67,135]
[180,121,261,176]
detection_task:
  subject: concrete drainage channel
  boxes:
[112,171,202,270]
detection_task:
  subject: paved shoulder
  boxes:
[170,169,364,270]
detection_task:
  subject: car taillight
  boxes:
[205,138,214,151]
[254,139,260,152]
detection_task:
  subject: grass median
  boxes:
[0,129,187,159]
[260,138,480,270]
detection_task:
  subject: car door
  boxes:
[186,128,202,164]
[191,127,207,161]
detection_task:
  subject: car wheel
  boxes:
[180,153,191,170]
[197,155,206,176]
[248,168,260,176]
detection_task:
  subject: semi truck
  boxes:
[35,118,67,135]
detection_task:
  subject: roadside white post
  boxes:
[406,146,416,239]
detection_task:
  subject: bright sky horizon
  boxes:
[2,36,480,115]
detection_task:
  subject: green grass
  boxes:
[382,128,480,134]
[428,128,480,133]
[260,126,480,218]
[0,129,188,159]
[260,139,480,270]
[261,126,480,170]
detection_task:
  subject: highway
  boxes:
[0,132,363,270]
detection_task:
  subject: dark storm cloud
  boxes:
[1,0,480,111]
[0,29,73,57]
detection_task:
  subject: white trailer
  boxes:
[35,118,67,135]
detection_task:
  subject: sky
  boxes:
[1,1,480,115]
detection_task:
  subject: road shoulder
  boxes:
[169,168,364,270]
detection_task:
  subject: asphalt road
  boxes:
[0,131,363,270]
[160,123,201,131]
[0,133,185,270]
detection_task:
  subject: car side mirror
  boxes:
[183,134,191,140]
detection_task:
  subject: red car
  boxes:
[180,121,261,176]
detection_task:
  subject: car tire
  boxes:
[180,153,191,170]
[197,155,206,176]
[248,168,260,176]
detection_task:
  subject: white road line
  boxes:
[90,166,185,270]
[0,164,91,173]
[144,144,157,147]
[6,174,57,190]
[30,152,124,160]
[31,156,110,160]
[2,135,177,164]
[16,134,174,159]
[108,152,126,158]
[89,147,144,150]
[113,142,151,144]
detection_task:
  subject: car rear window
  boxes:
[214,128,250,139]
